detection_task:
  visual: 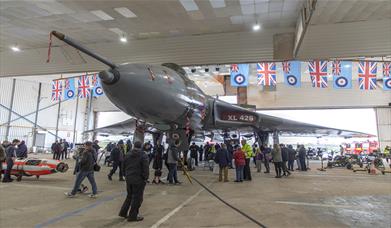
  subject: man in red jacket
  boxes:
[233,145,246,182]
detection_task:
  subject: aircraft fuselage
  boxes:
[100,63,210,129]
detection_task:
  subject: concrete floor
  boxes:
[1,154,390,228]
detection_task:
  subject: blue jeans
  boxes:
[235,165,244,181]
[71,171,97,195]
[167,163,178,183]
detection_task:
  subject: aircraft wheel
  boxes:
[36,175,40,179]
[382,171,385,175]
[16,175,22,182]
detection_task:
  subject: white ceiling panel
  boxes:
[209,0,226,9]
[68,11,103,23]
[114,7,137,18]
[35,2,74,15]
[179,0,200,11]
[90,10,114,20]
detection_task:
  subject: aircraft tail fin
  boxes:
[51,31,117,69]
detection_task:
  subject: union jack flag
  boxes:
[383,62,391,77]
[257,62,276,86]
[282,62,290,73]
[308,60,328,88]
[64,79,71,89]
[51,80,63,101]
[358,61,377,90]
[91,74,98,86]
[231,64,239,72]
[77,75,91,98]
[332,61,341,75]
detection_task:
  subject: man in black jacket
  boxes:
[65,141,98,198]
[189,142,199,167]
[298,145,307,171]
[108,140,125,181]
[119,141,149,222]
[16,140,28,158]
[287,145,296,171]
[280,144,291,176]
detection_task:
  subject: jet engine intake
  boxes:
[99,69,120,85]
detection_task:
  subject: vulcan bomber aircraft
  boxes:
[50,31,372,150]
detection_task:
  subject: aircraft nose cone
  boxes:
[99,69,120,84]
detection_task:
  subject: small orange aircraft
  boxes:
[1,158,69,181]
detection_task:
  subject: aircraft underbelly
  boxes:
[102,78,187,124]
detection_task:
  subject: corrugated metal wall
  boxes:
[298,19,391,59]
[375,108,391,152]
[0,77,87,148]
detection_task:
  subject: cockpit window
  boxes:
[162,63,190,81]
[25,160,41,165]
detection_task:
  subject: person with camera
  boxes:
[65,141,98,198]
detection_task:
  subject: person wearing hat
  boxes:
[108,140,125,181]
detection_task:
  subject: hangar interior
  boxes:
[0,0,391,228]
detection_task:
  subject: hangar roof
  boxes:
[0,0,390,77]
[0,0,305,51]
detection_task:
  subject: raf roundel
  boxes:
[67,90,75,98]
[286,75,297,86]
[385,78,391,89]
[95,86,104,96]
[335,76,348,87]
[234,74,246,85]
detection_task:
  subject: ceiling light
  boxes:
[120,36,127,43]
[114,7,137,18]
[253,23,261,31]
[10,46,20,52]
[90,10,114,20]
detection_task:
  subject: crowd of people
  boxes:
[51,139,71,160]
[5,136,388,223]
[0,139,28,182]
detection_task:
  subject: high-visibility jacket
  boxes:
[384,146,390,155]
[242,143,253,159]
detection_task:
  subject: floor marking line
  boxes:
[150,188,205,228]
[34,192,125,228]
[275,201,359,209]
